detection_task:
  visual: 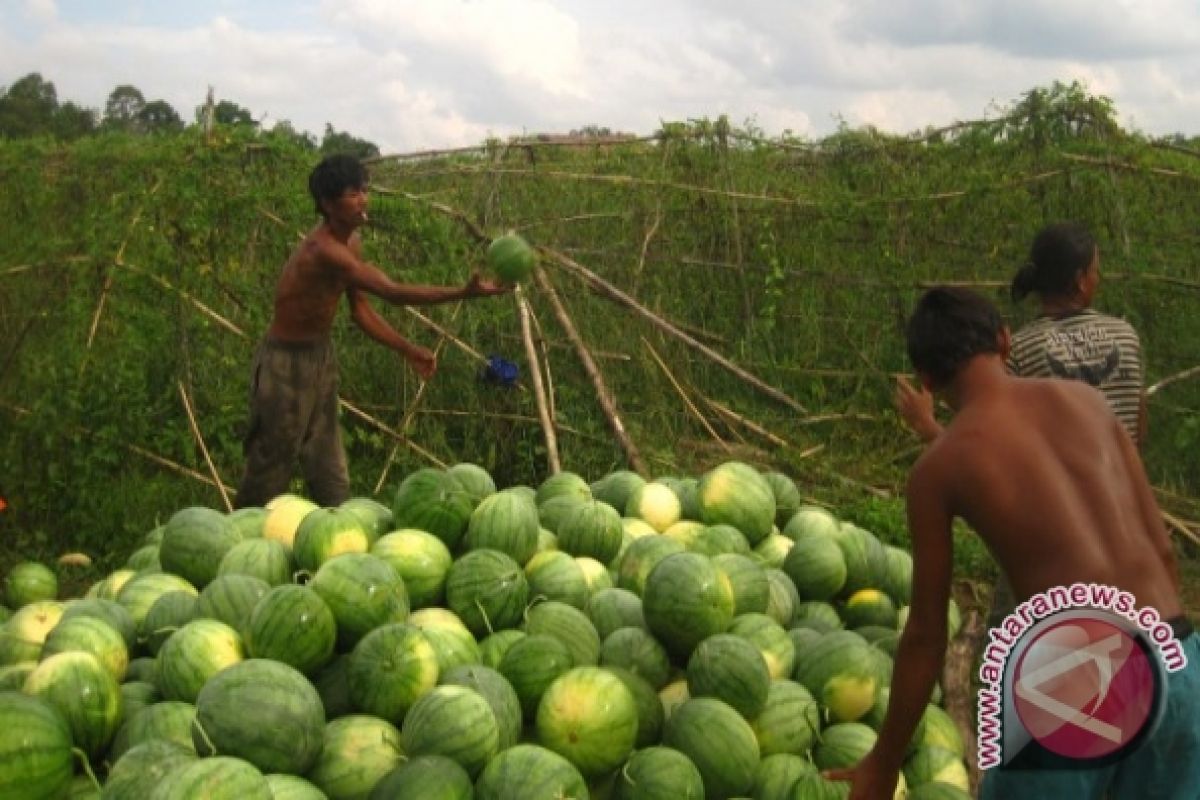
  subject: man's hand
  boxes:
[404,345,437,381]
[823,751,901,800]
[894,375,942,443]
[464,271,511,298]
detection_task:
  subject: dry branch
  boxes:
[525,300,557,421]
[701,397,791,449]
[541,246,808,414]
[532,267,648,476]
[642,337,730,452]
[1147,365,1200,396]
[177,381,233,512]
[518,286,561,474]
[117,262,250,339]
[1162,510,1200,548]
[339,398,447,470]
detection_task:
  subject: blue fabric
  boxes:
[481,355,520,387]
[979,632,1200,800]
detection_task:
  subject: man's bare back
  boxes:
[916,370,1180,619]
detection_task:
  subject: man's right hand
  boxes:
[405,346,437,381]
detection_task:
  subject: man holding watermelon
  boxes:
[233,154,510,509]
[830,287,1198,799]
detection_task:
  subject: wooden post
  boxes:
[517,286,560,474]
[177,381,233,511]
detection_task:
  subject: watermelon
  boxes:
[309,552,410,647]
[792,601,843,633]
[643,552,735,660]
[658,678,691,722]
[750,752,816,800]
[590,470,646,514]
[347,623,439,723]
[116,572,198,628]
[913,703,966,758]
[124,655,157,683]
[585,587,645,640]
[408,608,481,673]
[612,745,705,800]
[727,613,795,680]
[833,524,888,596]
[306,715,404,799]
[4,562,58,609]
[793,631,878,723]
[58,598,137,650]
[536,527,559,554]
[749,679,820,756]
[615,535,685,596]
[905,777,971,799]
[126,545,161,572]
[487,232,536,283]
[94,569,136,601]
[693,524,752,557]
[312,654,353,720]
[156,618,245,703]
[479,629,527,669]
[445,549,529,637]
[109,700,197,760]
[536,472,592,506]
[813,722,877,770]
[139,590,198,655]
[262,495,319,550]
[159,506,242,589]
[446,462,498,503]
[622,517,659,541]
[686,634,771,719]
[498,633,574,720]
[536,667,637,778]
[392,468,475,551]
[697,462,775,545]
[337,496,394,543]
[625,482,682,532]
[903,745,970,792]
[660,476,701,521]
[194,574,271,634]
[244,585,335,675]
[465,490,540,566]
[103,740,195,800]
[607,665,664,747]
[787,627,824,665]
[118,680,160,720]
[148,755,272,799]
[23,651,121,758]
[556,500,624,564]
[663,698,760,799]
[227,506,268,540]
[525,550,589,609]
[763,569,799,628]
[0,692,74,799]
[789,773,852,800]
[537,495,588,535]
[474,743,589,800]
[192,658,325,774]
[292,507,371,573]
[762,472,802,529]
[600,625,671,689]
[41,614,128,682]
[0,661,36,690]
[753,533,794,569]
[782,505,840,541]
[712,553,770,615]
[367,754,473,800]
[265,774,328,800]
[371,529,453,609]
[880,545,913,606]
[217,538,294,586]
[523,601,601,667]
[782,535,847,602]
[403,684,500,777]
[441,663,523,751]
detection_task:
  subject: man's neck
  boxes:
[1039,296,1088,317]
[322,217,358,243]
[944,355,1011,411]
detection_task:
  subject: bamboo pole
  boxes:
[532,267,647,476]
[517,286,561,474]
[1147,364,1200,396]
[117,262,249,339]
[339,399,447,469]
[1162,510,1200,548]
[540,246,807,413]
[642,337,730,452]
[700,396,791,449]
[525,302,557,422]
[177,381,233,512]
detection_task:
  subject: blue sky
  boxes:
[3,0,1200,152]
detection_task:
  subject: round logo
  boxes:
[1012,613,1162,761]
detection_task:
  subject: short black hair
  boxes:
[308,154,368,218]
[906,286,1005,387]
[1010,222,1096,302]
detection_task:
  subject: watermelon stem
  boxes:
[474,598,496,636]
[72,748,101,792]
[293,570,313,585]
[192,716,218,756]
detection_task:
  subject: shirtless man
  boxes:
[830,287,1197,799]
[233,154,509,509]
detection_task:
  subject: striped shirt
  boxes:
[1007,309,1143,439]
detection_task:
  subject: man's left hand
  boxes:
[465,272,512,297]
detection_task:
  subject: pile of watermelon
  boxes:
[0,460,972,800]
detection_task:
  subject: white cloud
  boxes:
[23,0,57,25]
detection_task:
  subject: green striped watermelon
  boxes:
[371,529,453,609]
[749,679,820,756]
[903,745,970,792]
[0,692,74,799]
[479,629,526,669]
[306,714,404,799]
[750,752,816,800]
[523,601,601,667]
[498,633,574,720]
[243,585,335,675]
[446,462,498,503]
[59,598,137,651]
[600,626,671,689]
[392,468,475,551]
[116,572,197,628]
[262,495,319,550]
[292,507,371,573]
[643,553,735,660]
[556,500,624,564]
[789,773,852,800]
[660,476,701,521]
[663,697,760,799]
[832,524,888,597]
[366,754,474,800]
[752,533,794,569]
[585,587,645,640]
[764,569,799,628]
[625,482,682,533]
[194,574,271,634]
[148,755,272,800]
[103,740,195,800]
[156,618,245,703]
[913,703,966,758]
[264,774,328,800]
[474,743,590,800]
[782,505,840,541]
[591,471,646,514]
[192,658,325,774]
[309,552,410,647]
[712,553,769,615]
[793,631,878,723]
[537,495,588,535]
[525,550,589,608]
[227,506,268,540]
[337,497,394,544]
[441,663,523,751]
[93,569,136,601]
[536,667,637,778]
[905,782,972,800]
[402,684,500,777]
[536,472,592,506]
[4,562,58,609]
[0,661,35,690]
[615,535,685,596]
[686,634,771,719]
[465,489,540,565]
[792,601,843,633]
[445,549,529,637]
[880,545,913,606]
[727,613,795,680]
[216,538,294,586]
[782,536,847,602]
[139,590,198,655]
[159,506,242,589]
[813,722,877,770]
[662,521,707,551]
[762,472,802,529]
[347,623,439,723]
[23,651,121,758]
[109,700,197,760]
[312,654,353,720]
[841,589,898,629]
[407,608,481,673]
[697,462,776,546]
[612,745,705,800]
[607,665,664,747]
[126,544,161,571]
[41,614,127,683]
[117,680,160,722]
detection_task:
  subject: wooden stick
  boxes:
[177,381,233,512]
[339,398,447,469]
[701,397,791,448]
[117,262,249,339]
[533,267,648,476]
[525,301,557,422]
[1162,510,1200,548]
[1147,364,1200,396]
[518,286,561,474]
[642,337,730,451]
[541,246,808,413]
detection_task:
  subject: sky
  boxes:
[2,0,1200,153]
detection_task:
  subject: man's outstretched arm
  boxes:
[328,238,510,306]
[347,288,436,379]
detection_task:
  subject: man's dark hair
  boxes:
[308,154,368,218]
[1010,222,1096,302]
[907,286,1006,387]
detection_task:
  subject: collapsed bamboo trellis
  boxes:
[517,285,560,474]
